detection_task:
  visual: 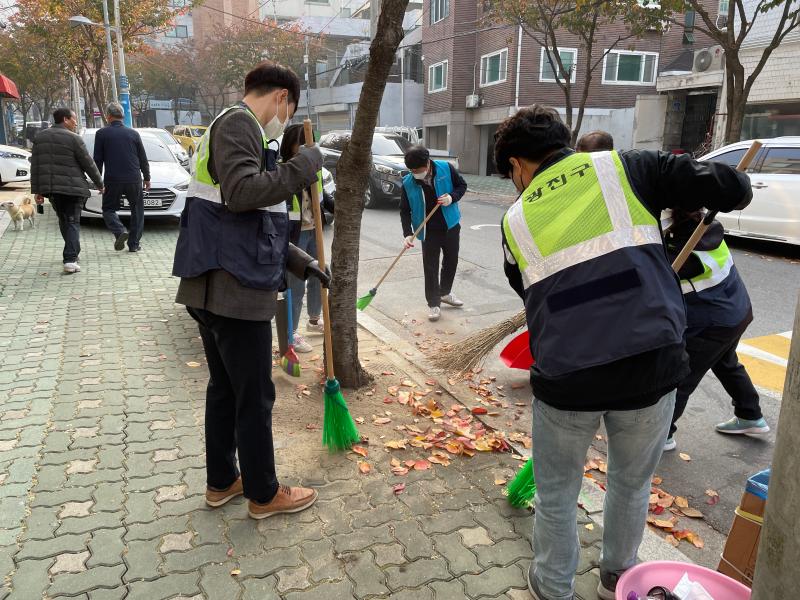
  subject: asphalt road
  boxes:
[356,189,800,567]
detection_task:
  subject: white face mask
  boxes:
[263,94,288,140]
[412,171,427,180]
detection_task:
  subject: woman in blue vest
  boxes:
[496,105,752,600]
[400,145,468,321]
[279,124,335,352]
[663,209,769,451]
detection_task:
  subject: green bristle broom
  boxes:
[506,457,536,508]
[304,120,360,451]
[357,203,440,311]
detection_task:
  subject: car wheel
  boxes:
[363,183,381,209]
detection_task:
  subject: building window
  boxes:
[602,50,658,85]
[165,24,189,38]
[306,0,329,5]
[168,0,187,7]
[431,0,449,24]
[539,47,577,83]
[426,126,448,150]
[428,60,448,93]
[480,49,508,87]
[718,0,729,13]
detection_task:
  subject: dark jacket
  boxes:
[30,124,103,198]
[93,121,150,184]
[502,148,752,412]
[400,162,467,236]
[175,108,321,321]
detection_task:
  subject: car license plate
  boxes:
[122,198,162,208]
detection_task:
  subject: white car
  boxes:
[139,127,190,171]
[0,144,31,186]
[80,129,189,219]
[700,137,800,246]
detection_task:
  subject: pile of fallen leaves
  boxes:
[344,376,526,490]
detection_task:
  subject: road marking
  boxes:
[469,224,501,230]
[737,331,792,393]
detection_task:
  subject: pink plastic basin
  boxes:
[616,561,751,600]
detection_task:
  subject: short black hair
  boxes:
[280,123,306,162]
[493,105,571,177]
[576,130,614,152]
[404,145,430,169]
[53,108,74,124]
[244,60,301,106]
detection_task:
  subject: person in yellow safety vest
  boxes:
[279,123,335,352]
[172,61,331,521]
[495,106,752,600]
[663,209,769,451]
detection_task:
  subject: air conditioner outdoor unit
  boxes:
[466,94,480,109]
[693,45,725,73]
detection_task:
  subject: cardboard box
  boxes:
[718,470,769,588]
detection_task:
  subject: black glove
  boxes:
[304,260,331,288]
[297,145,323,172]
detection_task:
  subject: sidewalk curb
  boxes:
[356,309,693,565]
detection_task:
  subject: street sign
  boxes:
[148,99,172,110]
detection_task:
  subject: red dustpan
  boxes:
[500,330,534,370]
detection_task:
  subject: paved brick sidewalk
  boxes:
[462,176,516,199]
[0,209,637,599]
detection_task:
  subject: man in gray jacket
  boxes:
[31,108,104,273]
[172,61,328,520]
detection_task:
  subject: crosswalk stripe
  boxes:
[736,330,793,394]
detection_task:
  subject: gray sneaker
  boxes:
[114,232,129,251]
[441,293,464,307]
[598,570,622,600]
[292,334,313,353]
[428,306,441,322]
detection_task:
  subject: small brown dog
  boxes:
[0,196,36,231]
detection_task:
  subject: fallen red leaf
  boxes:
[357,461,370,474]
[351,446,368,458]
[414,459,431,471]
[393,483,406,495]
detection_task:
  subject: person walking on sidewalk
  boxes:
[663,209,769,451]
[495,105,752,600]
[279,123,335,352]
[93,102,150,253]
[400,145,467,322]
[172,61,330,520]
[30,107,104,274]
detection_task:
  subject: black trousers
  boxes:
[102,182,144,249]
[670,323,762,436]
[187,307,279,503]
[50,195,82,263]
[421,225,460,308]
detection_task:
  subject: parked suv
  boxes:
[319,131,413,209]
[700,137,800,246]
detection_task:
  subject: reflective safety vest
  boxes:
[401,160,461,241]
[172,105,289,291]
[502,150,686,377]
[681,238,751,330]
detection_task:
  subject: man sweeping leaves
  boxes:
[172,61,330,520]
[400,146,467,321]
[495,105,752,600]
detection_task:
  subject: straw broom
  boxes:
[430,140,763,377]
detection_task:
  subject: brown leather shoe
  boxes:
[248,484,318,519]
[205,477,244,507]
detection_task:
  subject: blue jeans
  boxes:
[287,229,321,333]
[531,391,676,599]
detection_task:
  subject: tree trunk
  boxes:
[751,296,800,599]
[724,61,746,144]
[329,0,410,389]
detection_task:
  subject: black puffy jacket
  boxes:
[30,124,103,198]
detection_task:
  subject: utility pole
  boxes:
[100,0,118,104]
[304,35,313,125]
[400,46,405,127]
[112,0,133,127]
[751,295,800,598]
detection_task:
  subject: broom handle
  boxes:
[671,140,762,272]
[304,120,336,380]
[373,203,441,290]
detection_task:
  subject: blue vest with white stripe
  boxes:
[172,105,289,291]
[402,160,461,241]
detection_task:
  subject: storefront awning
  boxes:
[0,74,20,100]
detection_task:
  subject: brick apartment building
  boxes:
[421,0,721,174]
